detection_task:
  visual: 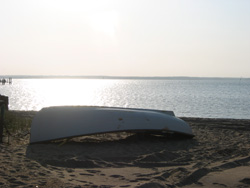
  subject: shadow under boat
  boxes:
[26,131,197,169]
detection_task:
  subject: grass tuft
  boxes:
[4,111,32,135]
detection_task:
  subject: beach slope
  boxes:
[0,111,249,187]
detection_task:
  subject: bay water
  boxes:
[1,77,250,119]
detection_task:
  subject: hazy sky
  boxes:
[1,0,250,77]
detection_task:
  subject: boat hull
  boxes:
[30,106,194,143]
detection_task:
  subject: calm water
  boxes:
[1,78,250,119]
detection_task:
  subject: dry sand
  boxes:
[0,112,250,188]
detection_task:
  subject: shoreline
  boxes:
[10,109,250,120]
[0,111,250,187]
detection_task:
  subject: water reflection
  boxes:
[9,79,122,111]
[1,78,250,119]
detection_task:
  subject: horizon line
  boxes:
[0,75,249,79]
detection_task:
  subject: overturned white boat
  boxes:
[30,106,194,143]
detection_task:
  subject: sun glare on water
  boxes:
[22,79,118,110]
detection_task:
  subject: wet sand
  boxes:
[0,111,250,187]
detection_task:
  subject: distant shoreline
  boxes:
[0,75,249,80]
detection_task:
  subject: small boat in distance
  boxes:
[30,106,194,143]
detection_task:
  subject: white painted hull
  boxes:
[30,106,194,143]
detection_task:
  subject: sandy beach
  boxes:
[0,111,250,188]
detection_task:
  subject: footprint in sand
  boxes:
[38,172,46,176]
[240,178,250,185]
[86,170,101,173]
[135,178,150,181]
[110,174,124,178]
[213,182,227,187]
[7,178,26,186]
[17,175,29,179]
[66,169,74,173]
[79,173,94,176]
[110,174,126,181]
